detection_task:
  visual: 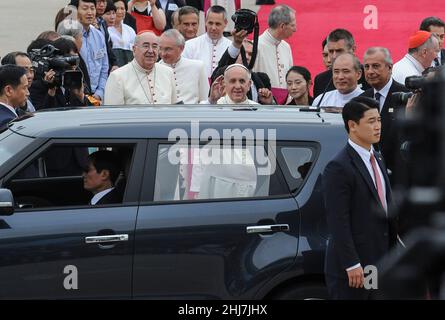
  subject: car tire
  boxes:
[272,282,328,300]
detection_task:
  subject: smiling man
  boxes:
[322,96,397,299]
[312,53,363,107]
[360,47,409,173]
[104,31,176,105]
[217,64,258,105]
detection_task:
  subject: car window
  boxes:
[0,131,35,167]
[5,144,134,209]
[279,145,318,193]
[154,143,288,201]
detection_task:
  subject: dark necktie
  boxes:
[434,57,440,67]
[370,153,386,211]
[374,92,382,109]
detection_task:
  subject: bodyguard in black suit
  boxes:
[323,96,398,299]
[83,150,123,206]
[360,47,410,174]
[0,65,29,127]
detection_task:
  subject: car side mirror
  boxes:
[0,189,14,216]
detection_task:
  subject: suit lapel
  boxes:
[346,144,382,205]
[374,151,392,204]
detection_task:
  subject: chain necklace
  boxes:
[132,61,157,104]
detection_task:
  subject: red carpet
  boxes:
[256,0,445,82]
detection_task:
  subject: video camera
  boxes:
[29,44,82,89]
[231,9,257,34]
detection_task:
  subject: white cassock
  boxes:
[159,57,210,104]
[104,60,177,105]
[182,33,231,79]
[312,87,364,108]
[392,53,424,85]
[217,95,259,105]
[253,30,293,89]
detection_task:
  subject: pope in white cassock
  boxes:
[182,5,231,79]
[104,31,177,105]
[159,29,209,104]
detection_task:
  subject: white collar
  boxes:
[90,187,114,205]
[162,57,182,68]
[264,29,281,46]
[132,59,155,74]
[0,102,18,116]
[337,86,363,99]
[348,138,374,160]
[217,95,258,105]
[205,33,223,45]
[374,77,393,100]
[405,53,425,73]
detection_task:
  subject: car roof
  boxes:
[8,106,345,138]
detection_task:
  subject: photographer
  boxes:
[28,38,91,110]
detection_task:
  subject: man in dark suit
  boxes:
[211,30,273,104]
[420,16,445,66]
[158,0,186,30]
[0,65,29,128]
[360,47,410,175]
[83,150,123,205]
[313,29,370,100]
[322,96,397,299]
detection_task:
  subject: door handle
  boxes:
[85,234,129,244]
[246,224,290,234]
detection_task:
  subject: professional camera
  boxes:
[391,75,428,106]
[29,44,80,88]
[231,9,257,34]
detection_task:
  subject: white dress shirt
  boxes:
[312,87,364,108]
[90,187,114,205]
[373,78,393,111]
[182,33,231,78]
[108,22,136,50]
[346,139,387,271]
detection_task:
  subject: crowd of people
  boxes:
[1,0,445,300]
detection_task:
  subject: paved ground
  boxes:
[0,0,68,58]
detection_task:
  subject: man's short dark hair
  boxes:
[206,5,227,20]
[420,16,445,31]
[88,150,121,185]
[342,96,379,133]
[178,5,199,23]
[0,65,27,95]
[327,28,355,50]
[1,52,30,66]
[322,38,327,50]
[54,37,79,55]
[70,0,97,8]
[104,0,116,13]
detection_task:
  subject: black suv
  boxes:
[0,106,346,299]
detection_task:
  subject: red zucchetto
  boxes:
[409,30,432,49]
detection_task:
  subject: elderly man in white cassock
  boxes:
[182,5,231,79]
[159,29,209,104]
[104,31,176,105]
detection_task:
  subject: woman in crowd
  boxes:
[284,66,314,106]
[105,0,137,67]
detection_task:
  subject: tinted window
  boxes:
[0,131,34,167]
[154,143,288,201]
[279,145,318,193]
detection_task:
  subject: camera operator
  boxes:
[28,38,91,110]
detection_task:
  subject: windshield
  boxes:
[0,130,34,167]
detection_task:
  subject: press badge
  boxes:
[168,3,178,11]
[95,49,105,59]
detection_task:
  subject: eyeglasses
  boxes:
[135,43,159,51]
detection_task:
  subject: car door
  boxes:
[0,139,147,299]
[132,138,300,299]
